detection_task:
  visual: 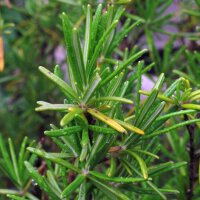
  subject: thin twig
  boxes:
[184,114,195,200]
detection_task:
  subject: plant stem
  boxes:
[184,114,195,200]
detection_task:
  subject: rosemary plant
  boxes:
[1,3,200,200]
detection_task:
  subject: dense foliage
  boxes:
[1,0,200,199]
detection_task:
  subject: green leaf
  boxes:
[108,19,141,54]
[139,90,174,104]
[27,148,80,173]
[143,119,200,139]
[163,78,181,97]
[121,159,167,200]
[145,29,161,74]
[107,157,117,177]
[101,49,147,86]
[137,75,165,127]
[18,137,28,181]
[56,0,81,6]
[81,128,89,147]
[106,71,124,97]
[89,176,130,200]
[88,125,117,134]
[7,194,27,200]
[61,13,83,90]
[113,0,132,5]
[89,171,147,183]
[54,65,64,79]
[60,108,83,127]
[44,152,73,158]
[157,109,196,121]
[188,89,200,99]
[125,12,145,23]
[113,6,125,21]
[60,136,80,157]
[78,181,86,200]
[91,4,103,53]
[189,94,200,101]
[135,61,143,119]
[38,66,79,101]
[35,101,75,112]
[61,175,85,198]
[83,73,101,103]
[124,150,148,179]
[173,70,198,86]
[146,181,167,200]
[45,126,82,137]
[80,128,89,162]
[89,96,133,105]
[183,8,200,17]
[141,102,165,130]
[102,6,116,55]
[149,161,187,176]
[130,149,159,159]
[124,186,179,195]
[83,4,92,68]
[0,136,15,180]
[135,89,159,127]
[8,138,21,186]
[24,161,59,199]
[46,170,63,195]
[153,73,165,90]
[0,189,18,195]
[87,20,119,76]
[73,27,87,86]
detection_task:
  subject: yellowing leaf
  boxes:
[115,119,144,135]
[181,104,200,110]
[0,37,4,72]
[87,108,127,134]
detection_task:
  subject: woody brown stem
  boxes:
[184,114,195,200]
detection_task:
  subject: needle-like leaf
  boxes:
[89,96,133,105]
[8,139,21,186]
[143,119,200,139]
[89,176,130,200]
[60,108,83,127]
[88,125,118,134]
[115,119,144,135]
[61,13,83,90]
[73,27,87,86]
[44,126,82,137]
[27,148,81,173]
[61,175,85,198]
[89,171,147,183]
[83,73,101,103]
[181,103,200,110]
[35,101,75,112]
[87,20,119,76]
[39,66,79,101]
[87,108,127,134]
[91,4,102,53]
[83,4,92,67]
[124,150,148,179]
[101,49,147,86]
[24,161,59,199]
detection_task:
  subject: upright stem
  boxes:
[184,114,195,200]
